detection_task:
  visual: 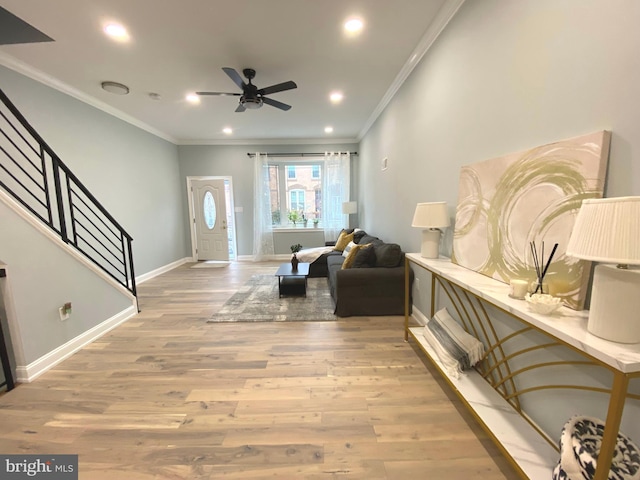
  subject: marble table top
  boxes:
[406,253,640,374]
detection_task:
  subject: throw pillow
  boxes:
[334,230,354,251]
[352,243,376,268]
[341,243,369,269]
[359,234,383,246]
[353,229,367,243]
[341,241,358,258]
[373,243,402,267]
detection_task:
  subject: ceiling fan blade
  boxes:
[222,67,246,90]
[262,96,291,111]
[235,103,246,112]
[258,80,297,96]
[196,91,242,96]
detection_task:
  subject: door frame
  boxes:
[186,176,237,262]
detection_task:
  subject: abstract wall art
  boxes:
[452,131,610,310]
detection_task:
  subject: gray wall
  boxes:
[0,65,188,367]
[0,65,189,275]
[359,0,640,312]
[358,0,640,443]
[0,201,133,365]
[178,144,358,256]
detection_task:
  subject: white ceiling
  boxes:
[0,0,460,144]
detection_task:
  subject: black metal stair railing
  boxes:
[0,87,136,298]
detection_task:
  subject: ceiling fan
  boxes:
[197,67,297,112]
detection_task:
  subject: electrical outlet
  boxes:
[59,302,72,321]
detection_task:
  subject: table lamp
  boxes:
[342,201,358,215]
[566,196,640,343]
[411,202,450,258]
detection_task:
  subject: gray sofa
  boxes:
[309,230,414,317]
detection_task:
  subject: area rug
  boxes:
[208,275,336,322]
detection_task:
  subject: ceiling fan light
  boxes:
[241,97,263,109]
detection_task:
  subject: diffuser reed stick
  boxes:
[530,241,558,294]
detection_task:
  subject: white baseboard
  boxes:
[412,305,428,326]
[15,304,138,383]
[136,257,190,284]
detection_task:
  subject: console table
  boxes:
[403,253,640,480]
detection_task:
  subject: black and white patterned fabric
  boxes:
[552,415,640,480]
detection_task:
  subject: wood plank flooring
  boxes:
[0,261,518,479]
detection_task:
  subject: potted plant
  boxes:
[312,218,319,228]
[290,243,303,270]
[288,210,301,226]
[302,212,308,227]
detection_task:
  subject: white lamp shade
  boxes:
[566,196,640,265]
[411,202,450,229]
[342,201,358,214]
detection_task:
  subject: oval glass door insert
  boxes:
[203,191,216,230]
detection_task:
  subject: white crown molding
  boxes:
[177,137,359,146]
[0,51,178,144]
[358,0,466,140]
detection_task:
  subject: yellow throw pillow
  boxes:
[334,231,354,251]
[342,243,370,269]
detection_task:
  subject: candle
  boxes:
[509,279,528,299]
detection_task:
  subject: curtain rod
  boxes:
[246,151,357,158]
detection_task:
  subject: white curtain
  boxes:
[322,151,351,241]
[252,153,274,261]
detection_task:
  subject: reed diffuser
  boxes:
[530,241,558,294]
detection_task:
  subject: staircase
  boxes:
[0,87,137,298]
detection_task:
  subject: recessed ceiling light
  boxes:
[103,23,129,41]
[186,93,200,104]
[223,127,233,135]
[101,81,129,95]
[344,17,364,34]
[324,126,334,134]
[329,91,344,104]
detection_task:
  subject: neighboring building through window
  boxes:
[289,189,305,211]
[268,162,323,226]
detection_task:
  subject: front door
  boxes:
[191,179,229,261]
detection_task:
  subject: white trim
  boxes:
[358,0,466,140]
[411,306,429,326]
[0,189,136,302]
[186,176,236,262]
[15,305,138,383]
[135,257,191,284]
[0,52,176,144]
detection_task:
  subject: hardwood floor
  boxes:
[0,261,518,479]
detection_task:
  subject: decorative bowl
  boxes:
[525,293,563,315]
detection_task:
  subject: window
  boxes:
[268,162,322,226]
[290,189,305,211]
[203,191,216,229]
